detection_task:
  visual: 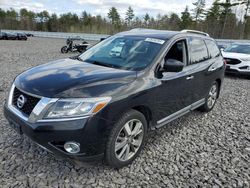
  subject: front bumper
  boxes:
[4,104,111,162]
[225,65,250,76]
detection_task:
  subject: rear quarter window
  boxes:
[205,40,220,58]
[189,38,209,65]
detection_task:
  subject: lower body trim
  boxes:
[156,98,205,128]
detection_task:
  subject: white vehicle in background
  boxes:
[222,43,250,76]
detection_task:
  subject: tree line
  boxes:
[0,0,250,39]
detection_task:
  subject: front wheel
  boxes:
[105,110,148,168]
[77,46,87,53]
[61,46,68,53]
[199,82,219,112]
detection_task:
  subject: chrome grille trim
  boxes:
[7,84,59,123]
[7,84,29,121]
[7,83,89,123]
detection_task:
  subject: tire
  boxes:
[77,47,87,53]
[61,46,68,53]
[105,109,148,168]
[199,81,219,112]
[77,48,84,53]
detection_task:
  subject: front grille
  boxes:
[224,58,241,65]
[12,87,40,116]
[239,66,249,70]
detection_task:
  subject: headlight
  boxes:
[43,97,111,119]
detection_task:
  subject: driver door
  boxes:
[153,39,196,125]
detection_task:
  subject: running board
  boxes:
[155,98,205,129]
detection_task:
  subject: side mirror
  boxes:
[163,59,184,72]
[100,37,106,41]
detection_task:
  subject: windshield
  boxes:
[79,35,165,71]
[224,44,250,54]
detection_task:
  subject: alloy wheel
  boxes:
[115,119,144,162]
[207,84,217,109]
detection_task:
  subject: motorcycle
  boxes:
[61,37,89,53]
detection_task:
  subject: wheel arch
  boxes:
[215,78,222,98]
[132,105,153,130]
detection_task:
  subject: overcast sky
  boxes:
[0,0,216,18]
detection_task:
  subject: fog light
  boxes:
[64,142,80,154]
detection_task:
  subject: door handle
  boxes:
[186,75,194,80]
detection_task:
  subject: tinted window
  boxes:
[189,38,208,64]
[205,40,220,58]
[165,40,187,64]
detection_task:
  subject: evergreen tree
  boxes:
[81,11,92,27]
[0,8,6,28]
[47,13,58,32]
[205,0,221,37]
[192,0,206,22]
[180,6,193,29]
[125,6,134,26]
[144,13,150,26]
[240,0,250,38]
[5,8,18,29]
[108,7,121,31]
[207,0,221,19]
[1,4,250,39]
[108,7,120,25]
[216,0,241,37]
[169,13,181,30]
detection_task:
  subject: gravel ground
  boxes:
[0,37,250,188]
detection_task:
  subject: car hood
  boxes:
[222,51,250,60]
[14,58,137,98]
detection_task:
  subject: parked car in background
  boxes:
[0,32,17,40]
[4,29,225,168]
[25,33,34,37]
[222,43,250,76]
[6,32,17,40]
[216,41,232,51]
[0,32,5,40]
[16,33,28,40]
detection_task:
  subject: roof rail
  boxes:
[181,30,210,37]
[129,28,158,32]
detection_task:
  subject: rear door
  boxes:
[185,37,212,102]
[203,39,224,94]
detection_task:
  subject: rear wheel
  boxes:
[105,110,147,168]
[61,46,68,53]
[199,82,218,112]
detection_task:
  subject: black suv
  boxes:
[4,29,225,168]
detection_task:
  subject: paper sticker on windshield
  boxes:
[145,38,165,45]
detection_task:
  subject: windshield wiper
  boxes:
[89,60,118,69]
[70,55,84,62]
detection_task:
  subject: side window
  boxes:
[165,40,187,65]
[205,39,220,58]
[189,38,208,65]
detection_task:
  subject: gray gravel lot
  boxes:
[0,37,250,187]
